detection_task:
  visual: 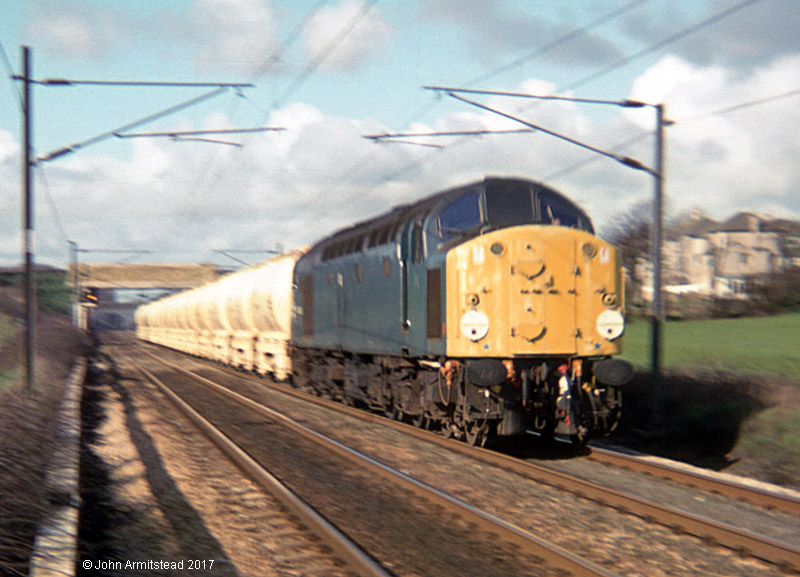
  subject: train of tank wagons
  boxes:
[136,176,634,447]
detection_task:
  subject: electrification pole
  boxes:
[413,86,670,427]
[650,104,667,426]
[14,47,257,393]
[22,46,35,394]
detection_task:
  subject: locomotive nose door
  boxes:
[510,229,578,355]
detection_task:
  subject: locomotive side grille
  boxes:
[300,274,314,336]
[426,268,443,339]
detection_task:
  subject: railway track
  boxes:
[585,446,800,516]
[134,363,391,577]
[129,340,799,575]
[100,350,373,577]
[134,339,799,518]
[129,345,620,577]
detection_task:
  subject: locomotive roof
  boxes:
[316,176,580,245]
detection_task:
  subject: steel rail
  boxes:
[135,364,392,577]
[146,351,621,577]
[587,446,800,516]
[140,344,800,572]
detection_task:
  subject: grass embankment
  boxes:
[618,312,800,379]
[0,289,91,575]
[613,312,800,488]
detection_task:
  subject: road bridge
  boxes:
[73,263,221,331]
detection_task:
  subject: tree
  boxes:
[603,200,651,282]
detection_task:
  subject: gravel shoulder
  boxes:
[79,352,351,577]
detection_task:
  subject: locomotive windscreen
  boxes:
[485,180,533,228]
[484,179,593,233]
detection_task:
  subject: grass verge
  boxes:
[0,289,91,576]
[618,312,800,380]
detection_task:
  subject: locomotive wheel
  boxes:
[384,402,399,420]
[411,412,428,429]
[442,420,455,439]
[570,429,589,448]
[465,421,489,447]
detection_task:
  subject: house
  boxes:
[636,211,799,302]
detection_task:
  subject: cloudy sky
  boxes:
[1,0,798,268]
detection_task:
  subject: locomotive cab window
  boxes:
[438,190,481,238]
[538,189,594,233]
[484,180,534,229]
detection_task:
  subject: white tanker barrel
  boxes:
[223,269,258,333]
[134,248,307,378]
[194,284,217,333]
[183,289,205,333]
[172,292,190,330]
[196,281,233,333]
[207,276,239,363]
[249,250,306,378]
[247,252,300,336]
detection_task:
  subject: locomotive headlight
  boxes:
[596,309,625,340]
[490,242,505,256]
[602,292,617,307]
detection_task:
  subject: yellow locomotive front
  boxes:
[444,226,630,444]
[447,226,624,359]
[438,179,632,445]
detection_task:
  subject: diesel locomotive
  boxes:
[136,176,633,446]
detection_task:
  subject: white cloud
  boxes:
[191,0,282,74]
[626,55,800,221]
[303,0,391,71]
[0,130,18,165]
[25,0,131,59]
[3,49,800,267]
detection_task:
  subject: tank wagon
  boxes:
[136,250,302,380]
[137,176,632,446]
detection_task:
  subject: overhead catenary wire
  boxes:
[35,164,71,249]
[373,0,769,187]
[136,1,332,221]
[677,86,800,123]
[183,0,373,254]
[545,85,800,183]
[273,0,380,109]
[36,86,231,162]
[251,0,332,82]
[323,0,654,224]
[558,0,764,93]
[392,0,651,138]
[0,38,22,108]
[468,0,652,87]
